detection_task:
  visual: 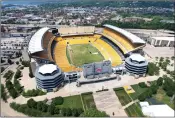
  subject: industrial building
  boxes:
[147,37,174,47]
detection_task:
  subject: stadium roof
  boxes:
[38,64,57,74]
[28,27,50,54]
[129,54,145,62]
[104,24,146,44]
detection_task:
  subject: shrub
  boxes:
[150,85,158,94]
[8,59,13,65]
[166,90,174,97]
[47,104,55,115]
[54,107,60,114]
[5,80,18,99]
[147,62,160,76]
[41,103,48,112]
[29,65,34,78]
[27,98,37,108]
[157,77,163,86]
[71,108,79,117]
[138,93,146,101]
[16,61,19,65]
[20,66,24,70]
[14,69,22,79]
[3,70,14,81]
[52,96,64,105]
[22,89,46,97]
[138,82,147,88]
[1,84,7,102]
[21,61,30,67]
[113,87,124,91]
[37,101,44,111]
[1,67,5,73]
[80,108,108,117]
[81,92,93,95]
[14,79,23,93]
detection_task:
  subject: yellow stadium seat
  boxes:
[103,28,135,54]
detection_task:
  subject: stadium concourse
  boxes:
[28,24,145,72]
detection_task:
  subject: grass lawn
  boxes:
[81,93,96,110]
[153,87,174,110]
[114,87,132,106]
[129,84,148,100]
[56,95,83,109]
[125,103,144,117]
[67,44,104,67]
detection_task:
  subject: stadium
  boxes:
[28,24,146,91]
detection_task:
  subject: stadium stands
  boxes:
[92,39,122,66]
[58,26,95,36]
[47,36,56,61]
[103,28,135,54]
[100,36,125,60]
[42,32,54,49]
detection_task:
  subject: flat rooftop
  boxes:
[151,37,174,41]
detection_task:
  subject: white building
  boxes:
[148,37,174,47]
[140,102,174,117]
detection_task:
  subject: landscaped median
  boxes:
[124,103,144,117]
[113,87,132,106]
[81,92,96,110]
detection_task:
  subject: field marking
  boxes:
[92,52,98,55]
[67,45,75,66]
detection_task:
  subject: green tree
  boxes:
[37,101,44,111]
[72,108,79,117]
[1,67,5,73]
[166,90,174,97]
[138,82,147,88]
[16,61,19,65]
[54,107,60,114]
[1,84,8,102]
[14,69,22,79]
[41,103,48,112]
[157,77,163,86]
[80,108,108,117]
[66,108,72,116]
[138,93,146,101]
[150,85,158,94]
[52,96,64,105]
[27,98,37,108]
[159,57,164,62]
[147,62,160,76]
[29,65,34,78]
[48,104,55,115]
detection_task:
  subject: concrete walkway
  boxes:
[122,99,139,109]
[93,90,127,116]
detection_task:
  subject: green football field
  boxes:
[66,44,104,67]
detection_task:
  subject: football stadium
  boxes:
[28,24,147,91]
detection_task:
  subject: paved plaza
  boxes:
[143,44,174,58]
[93,90,127,116]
